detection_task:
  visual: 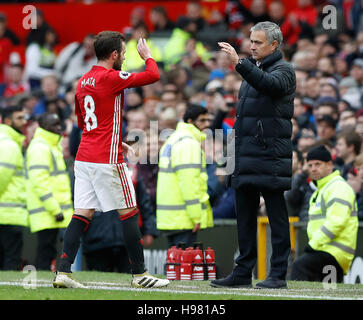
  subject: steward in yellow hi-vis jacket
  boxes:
[156,105,213,248]
[291,145,358,282]
[26,113,73,270]
[0,106,27,270]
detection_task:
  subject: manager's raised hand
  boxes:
[218,42,239,65]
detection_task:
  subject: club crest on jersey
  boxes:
[119,71,131,80]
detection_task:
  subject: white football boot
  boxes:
[53,272,86,289]
[131,272,170,288]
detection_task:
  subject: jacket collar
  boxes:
[0,124,25,147]
[176,122,206,142]
[315,170,341,190]
[33,127,61,146]
[249,49,282,69]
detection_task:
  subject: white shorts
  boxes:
[74,161,137,212]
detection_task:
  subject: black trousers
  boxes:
[84,246,132,273]
[233,186,291,280]
[0,225,24,270]
[290,250,344,283]
[36,229,59,271]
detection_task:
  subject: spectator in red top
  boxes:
[0,14,12,96]
[291,0,318,26]
[226,0,270,30]
[3,64,30,101]
[279,0,318,47]
[269,1,305,47]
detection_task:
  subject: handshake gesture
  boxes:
[137,38,153,61]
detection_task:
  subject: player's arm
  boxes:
[109,38,160,93]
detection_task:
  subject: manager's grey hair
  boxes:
[250,21,283,48]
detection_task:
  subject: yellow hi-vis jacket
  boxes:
[308,170,358,274]
[25,127,73,233]
[156,122,213,230]
[0,124,27,226]
[163,28,212,70]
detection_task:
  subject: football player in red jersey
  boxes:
[53,31,169,289]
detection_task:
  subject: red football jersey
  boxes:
[75,58,160,164]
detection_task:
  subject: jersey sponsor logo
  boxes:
[119,71,131,80]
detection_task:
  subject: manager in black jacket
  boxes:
[211,21,296,289]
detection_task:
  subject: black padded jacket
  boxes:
[230,50,296,191]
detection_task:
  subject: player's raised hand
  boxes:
[137,38,153,61]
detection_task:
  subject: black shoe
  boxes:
[255,277,287,289]
[210,274,252,288]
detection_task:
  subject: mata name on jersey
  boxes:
[81,77,96,88]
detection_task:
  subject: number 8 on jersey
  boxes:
[84,95,98,131]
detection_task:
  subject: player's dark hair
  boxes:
[1,106,23,122]
[183,104,208,123]
[94,31,125,61]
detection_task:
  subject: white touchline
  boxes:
[0,281,362,300]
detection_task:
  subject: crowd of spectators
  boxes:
[1,0,363,239]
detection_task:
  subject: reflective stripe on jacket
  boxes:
[0,124,28,226]
[308,170,358,274]
[156,122,213,230]
[26,127,73,232]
